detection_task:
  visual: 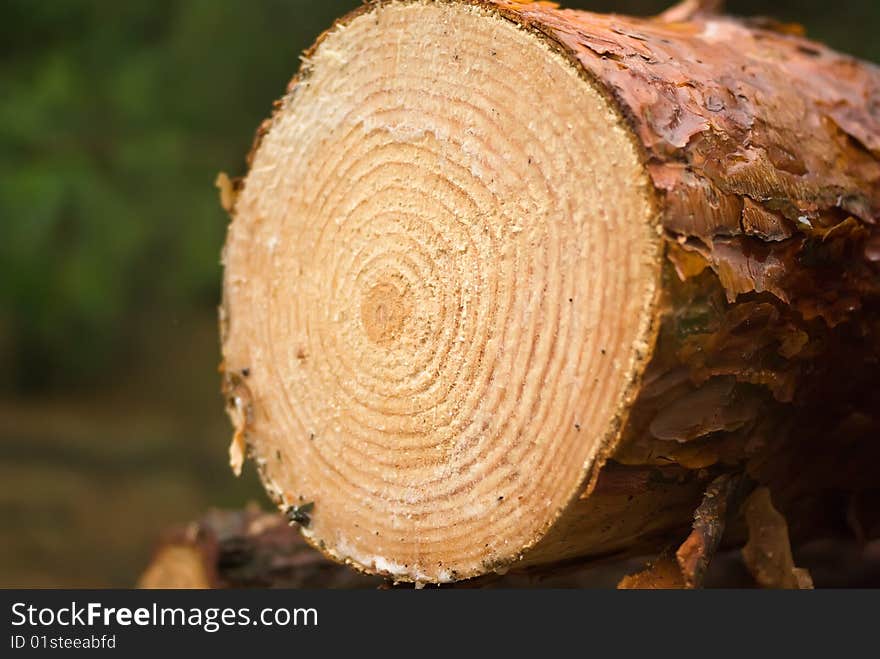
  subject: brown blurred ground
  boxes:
[0,312,262,586]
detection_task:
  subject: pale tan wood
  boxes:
[221,1,660,583]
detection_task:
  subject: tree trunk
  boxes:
[218,0,880,584]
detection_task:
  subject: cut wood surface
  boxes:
[219,0,880,583]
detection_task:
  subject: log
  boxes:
[136,507,647,588]
[138,507,880,588]
[218,0,880,584]
[137,507,646,588]
[138,507,383,589]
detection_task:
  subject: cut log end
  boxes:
[221,1,661,582]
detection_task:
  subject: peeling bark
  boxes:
[676,474,742,588]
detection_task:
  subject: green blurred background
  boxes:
[1,0,877,587]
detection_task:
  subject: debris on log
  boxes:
[741,488,814,589]
[675,474,742,588]
[617,555,687,589]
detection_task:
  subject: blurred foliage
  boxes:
[0,0,877,391]
[0,0,360,390]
